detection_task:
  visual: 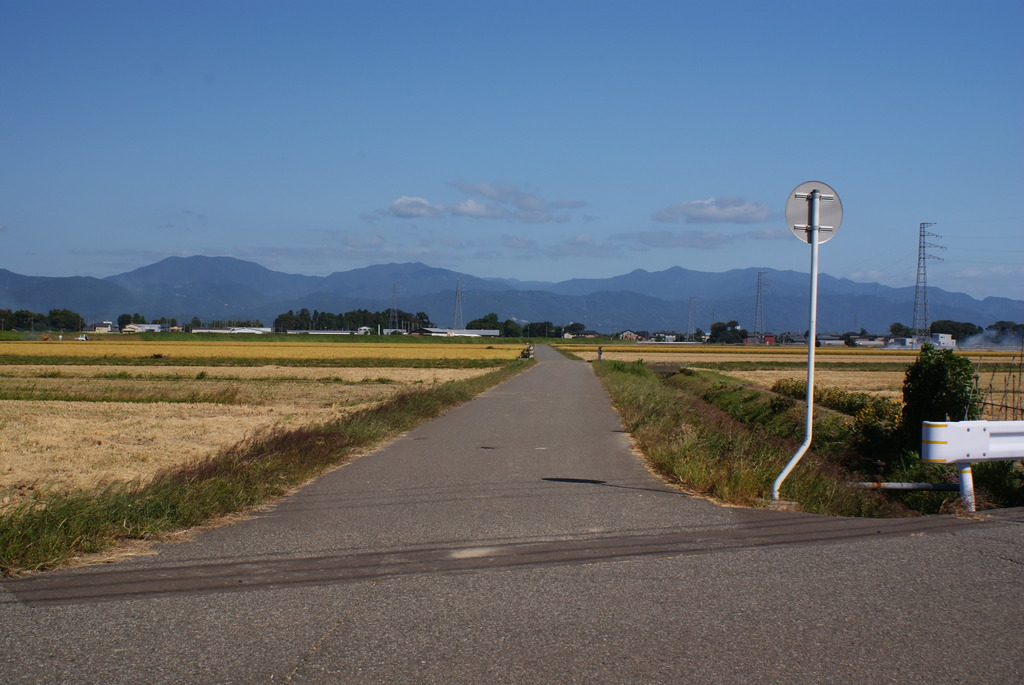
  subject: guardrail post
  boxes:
[957,462,975,513]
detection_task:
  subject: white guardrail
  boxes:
[921,420,1024,512]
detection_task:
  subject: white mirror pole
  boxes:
[772,189,821,501]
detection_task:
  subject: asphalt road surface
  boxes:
[2,345,1021,683]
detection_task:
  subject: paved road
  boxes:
[2,346,1021,683]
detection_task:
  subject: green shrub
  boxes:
[901,343,983,447]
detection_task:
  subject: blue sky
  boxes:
[2,0,1022,301]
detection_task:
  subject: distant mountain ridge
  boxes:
[2,256,1022,334]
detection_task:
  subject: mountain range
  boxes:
[2,256,1023,334]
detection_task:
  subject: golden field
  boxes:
[0,339,524,360]
[0,339,514,505]
[559,343,1018,365]
[558,342,1022,418]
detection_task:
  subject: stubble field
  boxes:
[560,343,1023,418]
[1,339,523,504]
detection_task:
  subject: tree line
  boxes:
[272,308,433,333]
[0,308,263,333]
[115,313,263,330]
[271,309,591,338]
[462,312,587,338]
[6,304,1022,344]
[889,319,1024,342]
[0,309,85,332]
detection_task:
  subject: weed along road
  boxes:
[2,346,1021,683]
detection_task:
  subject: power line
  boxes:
[451,279,463,330]
[753,271,770,344]
[389,283,399,330]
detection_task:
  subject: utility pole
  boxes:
[912,222,944,341]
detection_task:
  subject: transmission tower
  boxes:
[388,283,399,330]
[686,297,697,342]
[912,222,944,340]
[753,271,770,344]
[451,279,464,330]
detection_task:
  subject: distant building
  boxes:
[410,328,500,337]
[121,323,164,334]
[930,333,956,350]
[887,334,957,350]
[853,338,886,348]
[193,327,273,334]
[286,329,356,335]
[819,337,846,347]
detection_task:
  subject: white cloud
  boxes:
[653,197,773,224]
[389,196,446,218]
[451,181,587,224]
[372,183,588,225]
[451,199,504,218]
[514,193,547,212]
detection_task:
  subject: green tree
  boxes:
[889,322,912,338]
[313,310,338,330]
[467,312,500,330]
[274,311,297,332]
[708,320,747,344]
[47,309,84,331]
[901,343,983,449]
[985,320,1023,343]
[13,310,45,331]
[523,321,559,338]
[930,320,982,341]
[501,319,523,337]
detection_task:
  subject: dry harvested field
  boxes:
[0,339,523,361]
[560,344,924,365]
[0,340,515,504]
[559,343,1023,417]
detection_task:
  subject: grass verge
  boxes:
[594,360,907,517]
[0,359,534,576]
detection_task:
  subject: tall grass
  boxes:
[594,362,904,517]
[0,360,532,575]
